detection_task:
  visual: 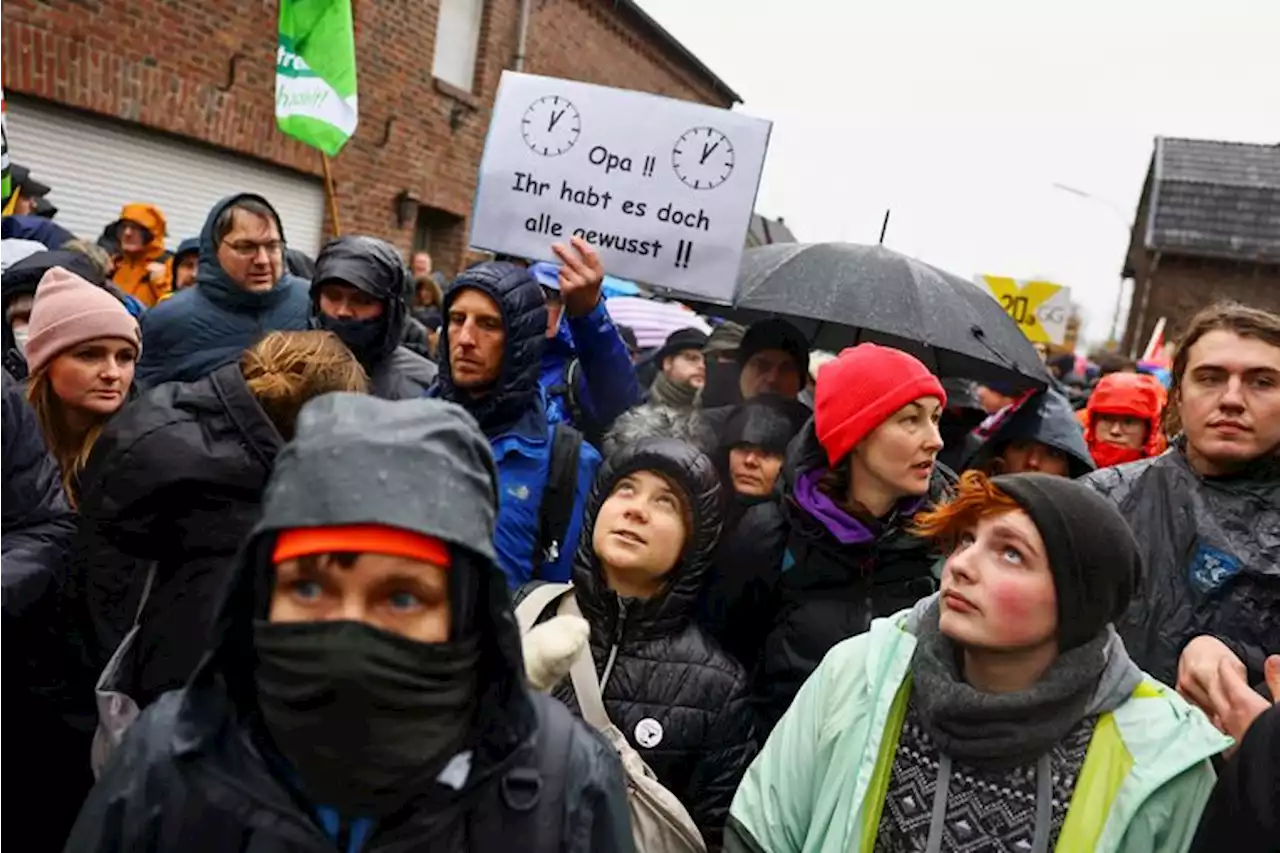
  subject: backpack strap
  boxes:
[471,693,574,852]
[534,423,583,576]
[514,582,574,635]
[562,592,614,732]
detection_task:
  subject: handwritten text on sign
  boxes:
[469,72,772,303]
[975,275,1072,346]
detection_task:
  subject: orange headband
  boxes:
[273,524,452,568]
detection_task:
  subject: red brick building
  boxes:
[2,0,738,275]
[1121,137,1280,355]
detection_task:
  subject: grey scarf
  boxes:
[648,371,699,409]
[912,601,1108,769]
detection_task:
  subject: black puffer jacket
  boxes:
[65,394,632,853]
[555,437,757,849]
[2,370,86,853]
[752,422,953,735]
[310,236,437,400]
[65,362,286,713]
[1083,441,1280,686]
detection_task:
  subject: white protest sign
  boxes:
[469,72,771,303]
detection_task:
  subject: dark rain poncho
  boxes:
[1083,442,1280,686]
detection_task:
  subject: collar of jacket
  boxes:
[209,361,284,469]
[1169,433,1280,484]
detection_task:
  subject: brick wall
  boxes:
[1123,253,1280,354]
[1,0,731,277]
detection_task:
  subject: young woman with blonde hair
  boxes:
[24,267,142,507]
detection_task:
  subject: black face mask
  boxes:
[253,619,480,815]
[317,313,386,364]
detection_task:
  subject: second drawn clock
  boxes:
[672,126,735,190]
[522,95,582,157]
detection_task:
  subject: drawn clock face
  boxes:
[672,126,735,190]
[521,95,581,157]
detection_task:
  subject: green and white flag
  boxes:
[276,0,358,156]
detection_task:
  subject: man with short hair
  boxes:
[647,326,708,409]
[1085,301,1280,691]
[432,262,601,588]
[137,194,310,386]
[310,235,437,399]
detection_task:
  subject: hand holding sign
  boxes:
[553,236,605,318]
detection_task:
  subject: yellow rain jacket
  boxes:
[111,203,173,307]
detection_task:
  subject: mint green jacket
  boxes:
[727,610,1231,853]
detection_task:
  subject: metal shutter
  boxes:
[6,96,326,255]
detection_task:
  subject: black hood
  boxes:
[573,437,723,640]
[437,262,547,435]
[190,393,535,765]
[965,389,1096,479]
[310,235,410,366]
[721,395,810,456]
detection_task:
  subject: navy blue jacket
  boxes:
[136,194,310,387]
[540,301,641,437]
[432,263,599,588]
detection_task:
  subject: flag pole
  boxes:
[320,152,342,236]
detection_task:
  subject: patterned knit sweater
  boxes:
[873,698,1096,853]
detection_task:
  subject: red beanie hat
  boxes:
[815,343,947,465]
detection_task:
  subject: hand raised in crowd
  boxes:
[1177,634,1248,713]
[552,235,605,318]
[1205,654,1280,747]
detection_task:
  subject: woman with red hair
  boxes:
[1084,372,1167,469]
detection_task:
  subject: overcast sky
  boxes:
[636,0,1280,347]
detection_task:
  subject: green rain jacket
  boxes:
[727,601,1230,853]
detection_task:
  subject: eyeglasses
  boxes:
[222,239,286,258]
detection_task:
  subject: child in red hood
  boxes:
[1084,372,1168,469]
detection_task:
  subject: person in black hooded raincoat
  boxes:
[523,432,757,848]
[3,369,86,852]
[310,235,438,399]
[65,394,632,853]
[962,387,1095,479]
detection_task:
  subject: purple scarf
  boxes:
[793,468,925,545]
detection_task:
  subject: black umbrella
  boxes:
[685,242,1050,392]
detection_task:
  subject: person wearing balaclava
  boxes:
[65,394,632,853]
[311,235,438,400]
[727,471,1230,853]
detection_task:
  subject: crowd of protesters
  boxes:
[2,165,1277,853]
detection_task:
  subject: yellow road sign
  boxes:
[976,275,1071,345]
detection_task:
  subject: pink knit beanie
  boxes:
[25,267,142,375]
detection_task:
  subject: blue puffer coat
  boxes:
[432,263,600,588]
[136,194,310,387]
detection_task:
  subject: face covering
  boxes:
[253,619,480,815]
[11,325,29,356]
[318,313,386,365]
[1089,439,1145,469]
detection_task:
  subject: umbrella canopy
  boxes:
[603,295,711,350]
[694,242,1049,391]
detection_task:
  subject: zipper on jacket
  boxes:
[600,599,628,693]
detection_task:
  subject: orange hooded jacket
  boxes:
[111,203,173,307]
[1084,372,1168,469]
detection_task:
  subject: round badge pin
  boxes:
[634,718,664,749]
